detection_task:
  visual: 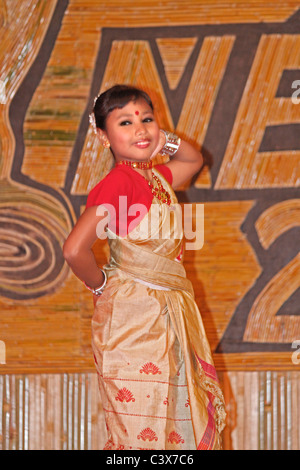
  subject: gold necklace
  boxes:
[147,173,171,206]
[118,160,171,205]
[118,160,152,170]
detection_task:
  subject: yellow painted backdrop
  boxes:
[0,0,299,450]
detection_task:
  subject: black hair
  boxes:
[93,84,154,130]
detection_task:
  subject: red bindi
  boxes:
[135,110,139,115]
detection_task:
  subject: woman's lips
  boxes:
[134,140,151,149]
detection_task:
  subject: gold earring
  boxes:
[98,132,110,148]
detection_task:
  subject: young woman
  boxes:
[63,85,226,450]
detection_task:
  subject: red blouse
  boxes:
[86,163,173,237]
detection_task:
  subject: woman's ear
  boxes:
[97,129,110,149]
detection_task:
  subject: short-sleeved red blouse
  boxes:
[86,163,173,237]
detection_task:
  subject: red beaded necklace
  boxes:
[147,174,171,206]
[118,159,152,170]
[118,160,171,206]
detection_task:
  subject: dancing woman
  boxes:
[63,85,226,450]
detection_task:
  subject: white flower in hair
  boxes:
[89,112,97,134]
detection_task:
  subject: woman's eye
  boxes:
[119,120,131,126]
[143,117,153,123]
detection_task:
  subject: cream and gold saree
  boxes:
[91,168,226,450]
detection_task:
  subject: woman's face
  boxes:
[101,98,160,163]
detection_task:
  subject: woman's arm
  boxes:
[63,206,107,289]
[152,131,204,189]
[166,139,203,189]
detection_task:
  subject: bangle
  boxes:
[84,269,107,296]
[160,130,181,156]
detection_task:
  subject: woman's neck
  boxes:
[117,159,153,182]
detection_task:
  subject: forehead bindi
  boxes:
[129,98,152,114]
[108,100,153,122]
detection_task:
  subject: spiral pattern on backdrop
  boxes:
[0,205,69,300]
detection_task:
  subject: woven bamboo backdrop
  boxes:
[0,0,299,450]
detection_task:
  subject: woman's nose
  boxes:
[135,121,147,135]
